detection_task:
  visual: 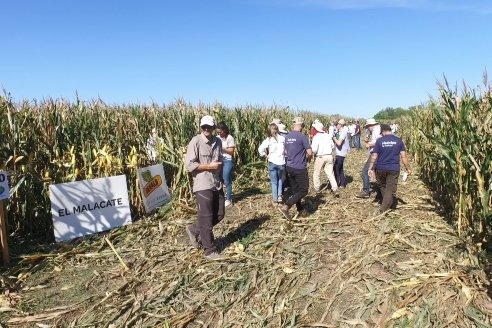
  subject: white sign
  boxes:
[50,175,132,242]
[0,171,9,201]
[138,164,171,213]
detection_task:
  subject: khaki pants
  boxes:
[313,155,338,191]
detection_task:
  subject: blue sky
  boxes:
[1,0,491,117]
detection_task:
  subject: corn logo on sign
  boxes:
[138,164,171,213]
[0,172,9,201]
[142,170,162,197]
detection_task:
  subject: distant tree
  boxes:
[374,107,411,120]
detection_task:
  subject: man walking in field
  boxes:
[184,115,225,260]
[279,117,313,219]
[347,121,356,148]
[356,118,381,198]
[354,120,362,150]
[368,124,411,213]
[311,121,338,194]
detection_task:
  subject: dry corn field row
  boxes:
[0,76,491,327]
[1,150,492,327]
[0,95,339,240]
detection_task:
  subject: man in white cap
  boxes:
[279,116,313,219]
[184,115,225,260]
[311,121,338,194]
[356,118,381,198]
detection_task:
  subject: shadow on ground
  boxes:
[234,187,266,202]
[216,214,270,252]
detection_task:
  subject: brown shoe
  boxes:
[278,204,291,220]
[355,191,370,199]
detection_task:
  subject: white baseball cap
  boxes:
[277,123,288,133]
[200,115,215,127]
[313,121,325,133]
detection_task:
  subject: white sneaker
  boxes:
[225,200,232,207]
[204,252,226,260]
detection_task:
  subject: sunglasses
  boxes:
[201,125,213,130]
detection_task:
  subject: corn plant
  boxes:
[401,74,492,242]
[0,93,344,241]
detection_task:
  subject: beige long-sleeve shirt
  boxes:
[185,133,223,193]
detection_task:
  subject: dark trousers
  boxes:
[189,189,225,255]
[375,170,399,212]
[285,166,309,211]
[334,155,347,187]
[362,156,371,193]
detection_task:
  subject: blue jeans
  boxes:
[268,162,285,202]
[362,156,371,193]
[354,135,361,149]
[223,160,233,201]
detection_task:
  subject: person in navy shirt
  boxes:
[279,116,313,219]
[367,124,411,213]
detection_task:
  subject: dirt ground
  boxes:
[1,149,492,327]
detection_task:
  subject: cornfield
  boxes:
[400,74,492,243]
[0,93,341,241]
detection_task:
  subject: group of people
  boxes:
[312,120,364,150]
[182,115,410,260]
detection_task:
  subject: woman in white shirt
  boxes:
[258,123,286,206]
[216,122,235,207]
[332,119,351,188]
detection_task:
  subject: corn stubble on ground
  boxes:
[2,150,492,327]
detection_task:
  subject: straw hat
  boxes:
[364,118,378,127]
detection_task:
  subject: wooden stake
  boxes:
[104,237,129,272]
[0,201,10,266]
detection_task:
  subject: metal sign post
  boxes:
[0,201,9,266]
